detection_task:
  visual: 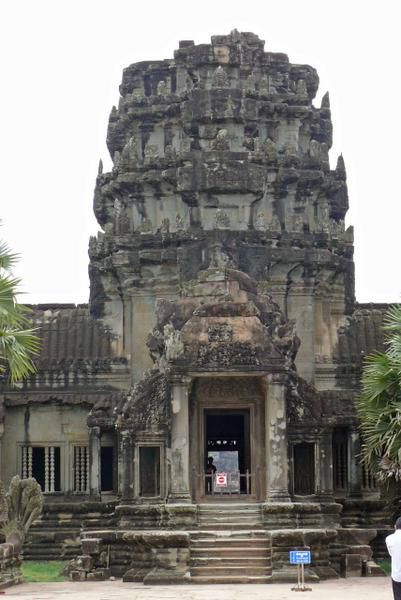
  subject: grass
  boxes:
[378,559,391,575]
[21,561,67,583]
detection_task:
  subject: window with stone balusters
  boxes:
[73,445,89,493]
[21,445,61,492]
[362,463,377,492]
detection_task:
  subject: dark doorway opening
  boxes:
[100,446,114,492]
[205,410,251,494]
[293,442,315,495]
[139,446,161,497]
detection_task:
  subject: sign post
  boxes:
[289,549,312,592]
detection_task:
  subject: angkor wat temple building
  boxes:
[0,31,391,582]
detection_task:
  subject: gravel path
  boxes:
[2,577,393,600]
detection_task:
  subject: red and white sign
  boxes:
[215,472,228,487]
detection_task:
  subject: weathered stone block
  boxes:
[271,530,305,546]
[336,528,377,546]
[79,555,94,571]
[143,567,191,584]
[81,538,102,555]
[342,553,362,577]
[70,570,87,581]
[86,569,111,581]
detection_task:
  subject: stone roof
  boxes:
[29,305,118,368]
[0,305,130,410]
[335,304,391,367]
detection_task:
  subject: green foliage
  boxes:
[377,558,391,575]
[357,305,401,481]
[21,561,67,582]
[0,237,39,382]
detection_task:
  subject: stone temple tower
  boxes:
[90,29,352,388]
[1,31,389,583]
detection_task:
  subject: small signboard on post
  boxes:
[289,550,311,565]
[289,549,312,592]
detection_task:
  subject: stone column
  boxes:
[168,376,192,504]
[88,426,101,500]
[265,374,291,502]
[319,430,334,501]
[120,430,134,501]
[349,427,362,497]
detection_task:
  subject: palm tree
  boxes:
[0,239,39,383]
[357,305,401,482]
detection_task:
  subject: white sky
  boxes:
[1,0,400,305]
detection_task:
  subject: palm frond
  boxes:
[0,241,40,383]
[0,326,39,382]
[0,241,19,272]
[358,304,401,478]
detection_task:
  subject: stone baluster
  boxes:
[265,374,290,502]
[22,446,27,479]
[168,376,192,503]
[44,447,50,493]
[86,445,90,493]
[80,447,86,492]
[28,446,33,478]
[74,447,79,491]
[50,446,55,492]
[88,427,101,500]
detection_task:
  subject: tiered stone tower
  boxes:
[89,29,353,388]
[0,31,390,583]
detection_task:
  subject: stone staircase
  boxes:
[190,503,272,583]
[23,501,117,561]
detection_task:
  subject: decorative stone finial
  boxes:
[336,154,347,180]
[321,91,330,109]
[98,159,103,175]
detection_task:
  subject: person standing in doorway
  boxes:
[386,517,401,599]
[205,456,217,493]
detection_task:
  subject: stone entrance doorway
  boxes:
[205,410,251,495]
[190,377,265,502]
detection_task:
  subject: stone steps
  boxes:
[190,505,271,583]
[191,565,271,577]
[191,534,269,547]
[23,501,116,561]
[192,556,269,566]
[197,503,263,531]
[191,575,272,584]
[193,547,268,557]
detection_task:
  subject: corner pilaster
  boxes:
[88,426,101,500]
[265,373,291,502]
[168,375,192,504]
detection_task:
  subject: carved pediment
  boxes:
[146,267,300,372]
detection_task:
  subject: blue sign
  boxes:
[289,550,311,564]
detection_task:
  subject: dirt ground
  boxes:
[2,577,394,600]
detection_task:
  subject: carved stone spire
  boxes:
[321,91,330,109]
